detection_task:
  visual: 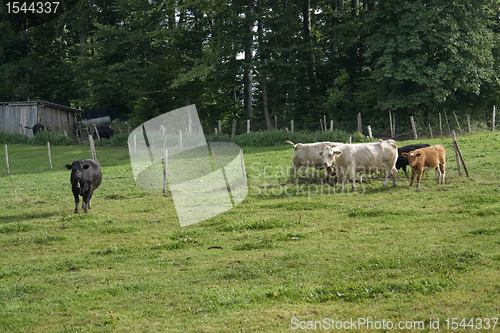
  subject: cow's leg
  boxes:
[384,165,397,187]
[349,167,357,191]
[381,165,390,187]
[337,174,345,192]
[439,162,446,184]
[409,169,416,186]
[72,191,79,214]
[88,191,93,210]
[82,191,90,213]
[416,169,423,188]
[391,167,397,187]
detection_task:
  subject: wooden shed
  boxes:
[0,100,82,138]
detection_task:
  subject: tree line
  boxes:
[1,0,499,134]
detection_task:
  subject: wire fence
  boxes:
[211,107,497,141]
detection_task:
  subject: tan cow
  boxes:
[402,145,446,188]
[319,139,398,191]
[286,140,340,176]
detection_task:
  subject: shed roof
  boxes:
[0,100,82,113]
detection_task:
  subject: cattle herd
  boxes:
[64,140,445,214]
[287,139,446,190]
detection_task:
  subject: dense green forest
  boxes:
[1,0,499,134]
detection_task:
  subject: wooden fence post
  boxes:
[291,120,294,133]
[410,116,418,140]
[467,114,471,133]
[247,119,250,133]
[452,130,462,176]
[389,110,394,137]
[231,119,237,139]
[439,113,443,136]
[89,135,96,160]
[324,115,327,132]
[4,145,9,175]
[274,114,278,129]
[367,125,372,138]
[163,134,168,150]
[330,120,333,131]
[357,113,362,134]
[47,142,52,170]
[444,110,451,135]
[218,120,222,134]
[179,130,183,150]
[163,149,168,193]
[452,130,469,177]
[493,105,496,131]
[240,149,246,178]
[93,124,101,140]
[428,124,433,139]
[453,111,462,133]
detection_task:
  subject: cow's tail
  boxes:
[285,140,297,148]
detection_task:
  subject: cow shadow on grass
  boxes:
[0,211,61,224]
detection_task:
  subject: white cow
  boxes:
[286,140,341,176]
[319,139,398,191]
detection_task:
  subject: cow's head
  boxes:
[65,160,90,182]
[319,146,342,168]
[401,151,421,167]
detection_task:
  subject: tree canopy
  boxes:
[1,0,499,133]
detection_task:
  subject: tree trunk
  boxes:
[260,71,271,130]
[302,0,316,84]
[79,10,87,57]
[20,20,29,101]
[243,8,254,118]
[364,0,376,11]
[351,0,359,16]
[256,1,271,130]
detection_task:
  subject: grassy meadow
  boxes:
[1,132,499,332]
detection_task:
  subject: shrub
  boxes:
[93,133,129,147]
[206,129,368,147]
[31,130,73,145]
[0,131,30,144]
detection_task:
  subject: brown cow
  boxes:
[402,145,445,188]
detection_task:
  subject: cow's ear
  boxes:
[333,150,342,156]
[65,164,72,169]
[83,164,90,169]
[319,152,323,157]
[416,152,422,157]
[402,152,408,157]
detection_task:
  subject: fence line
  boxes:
[209,107,496,140]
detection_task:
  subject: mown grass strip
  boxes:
[310,277,455,303]
[0,223,36,234]
[217,218,300,232]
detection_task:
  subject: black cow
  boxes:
[24,122,45,136]
[93,126,114,139]
[65,159,102,213]
[33,122,45,135]
[396,144,430,174]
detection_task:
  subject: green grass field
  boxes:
[1,132,499,332]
